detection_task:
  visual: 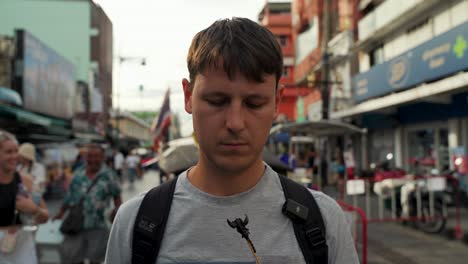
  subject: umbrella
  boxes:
[158,137,290,175]
[158,140,199,174]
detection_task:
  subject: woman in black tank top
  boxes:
[0,172,22,226]
[0,130,49,263]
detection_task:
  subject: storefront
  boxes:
[333,20,468,174]
[404,122,449,174]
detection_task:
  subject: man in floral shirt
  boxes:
[55,143,122,264]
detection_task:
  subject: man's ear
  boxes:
[182,78,192,114]
[274,85,284,118]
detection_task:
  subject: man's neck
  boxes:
[86,167,101,180]
[188,159,265,196]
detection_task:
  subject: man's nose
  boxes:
[225,102,245,133]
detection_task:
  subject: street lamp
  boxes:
[115,56,146,150]
[119,56,146,65]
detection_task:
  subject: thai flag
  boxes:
[151,88,171,145]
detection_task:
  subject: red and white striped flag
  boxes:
[151,88,171,147]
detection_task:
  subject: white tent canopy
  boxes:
[269,120,369,188]
[270,120,367,137]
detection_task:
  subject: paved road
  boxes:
[365,222,468,264]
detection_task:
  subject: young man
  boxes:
[106,18,359,264]
[55,143,122,264]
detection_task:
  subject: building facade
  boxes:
[0,0,113,140]
[332,0,468,174]
[91,2,113,130]
[259,1,312,122]
[109,111,152,150]
[289,0,359,121]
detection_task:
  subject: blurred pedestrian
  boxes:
[124,150,141,186]
[113,149,124,182]
[331,149,346,198]
[17,142,47,196]
[106,18,358,264]
[54,143,122,264]
[0,130,49,264]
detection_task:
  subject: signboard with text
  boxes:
[353,21,468,102]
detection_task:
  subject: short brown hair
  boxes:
[187,17,283,88]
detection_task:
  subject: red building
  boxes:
[258,1,311,122]
[259,0,360,121]
[292,0,359,120]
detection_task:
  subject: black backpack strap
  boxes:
[132,178,178,264]
[279,175,328,264]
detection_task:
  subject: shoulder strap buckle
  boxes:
[305,227,326,248]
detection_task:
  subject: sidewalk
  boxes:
[322,185,468,263]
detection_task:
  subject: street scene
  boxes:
[1,0,468,263]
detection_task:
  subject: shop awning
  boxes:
[73,132,105,142]
[0,87,22,106]
[0,103,52,126]
[0,104,73,143]
[270,120,367,137]
[331,71,468,119]
[0,104,71,128]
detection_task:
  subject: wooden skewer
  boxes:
[246,239,261,264]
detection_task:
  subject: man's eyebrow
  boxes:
[201,91,228,97]
[247,94,269,99]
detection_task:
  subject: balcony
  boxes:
[356,0,440,51]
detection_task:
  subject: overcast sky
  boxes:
[94,0,275,136]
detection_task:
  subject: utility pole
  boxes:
[321,0,331,120]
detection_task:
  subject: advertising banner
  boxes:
[16,30,75,119]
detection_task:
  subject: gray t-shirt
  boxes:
[105,165,359,264]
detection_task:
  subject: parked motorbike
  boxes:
[373,172,448,234]
[444,170,468,209]
[407,178,447,234]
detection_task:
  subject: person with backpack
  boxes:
[105,17,359,264]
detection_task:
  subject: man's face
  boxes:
[0,140,18,173]
[85,147,104,173]
[183,68,281,175]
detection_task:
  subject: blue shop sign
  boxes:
[353,21,468,102]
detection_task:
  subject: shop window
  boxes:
[369,129,394,168]
[407,128,449,175]
[408,129,435,175]
[369,45,384,66]
[277,35,289,47]
[438,129,450,172]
